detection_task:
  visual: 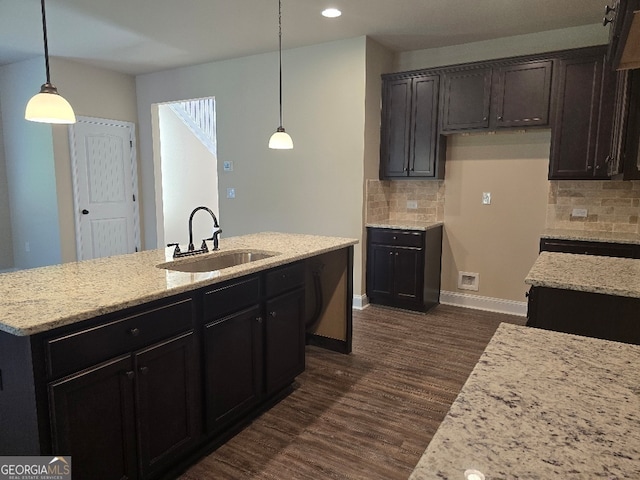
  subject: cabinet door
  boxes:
[264,288,305,395]
[393,248,424,302]
[623,69,640,179]
[380,78,412,177]
[441,68,492,132]
[367,244,395,299]
[49,355,138,480]
[135,331,200,478]
[409,75,440,177]
[493,60,552,128]
[549,53,607,179]
[204,305,263,433]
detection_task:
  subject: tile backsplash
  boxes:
[366,179,445,224]
[546,180,640,233]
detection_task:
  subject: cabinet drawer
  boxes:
[540,238,638,259]
[266,262,305,298]
[204,275,261,319]
[369,229,424,248]
[46,298,194,379]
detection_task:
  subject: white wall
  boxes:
[137,37,369,294]
[0,57,61,269]
[158,104,219,246]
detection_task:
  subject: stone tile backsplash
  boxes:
[366,179,445,224]
[546,180,640,233]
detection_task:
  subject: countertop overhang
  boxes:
[0,232,358,336]
[410,323,640,479]
[365,221,443,231]
[525,251,640,298]
[541,228,640,245]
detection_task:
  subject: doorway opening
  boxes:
[152,97,219,248]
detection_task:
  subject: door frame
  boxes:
[69,116,141,260]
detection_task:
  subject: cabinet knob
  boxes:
[596,164,602,170]
[129,327,140,337]
[269,311,277,318]
[139,366,149,375]
[256,316,263,324]
[125,371,134,380]
[389,251,394,255]
[395,252,399,256]
[392,236,397,240]
[497,116,503,121]
[483,116,488,121]
[587,165,593,170]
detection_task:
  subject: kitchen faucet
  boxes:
[168,206,222,258]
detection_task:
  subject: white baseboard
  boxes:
[352,294,369,310]
[440,290,527,317]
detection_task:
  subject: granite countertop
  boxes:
[542,228,640,245]
[525,251,640,298]
[410,323,640,480]
[0,232,357,336]
[365,221,443,231]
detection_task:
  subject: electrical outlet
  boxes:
[482,192,491,205]
[571,208,588,218]
[226,188,236,199]
[407,200,418,210]
[223,161,233,172]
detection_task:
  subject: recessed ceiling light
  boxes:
[322,8,342,18]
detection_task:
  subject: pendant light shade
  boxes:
[269,0,293,149]
[25,0,76,124]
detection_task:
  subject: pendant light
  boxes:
[25,0,76,124]
[268,0,293,149]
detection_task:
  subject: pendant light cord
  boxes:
[278,0,283,128]
[40,0,51,85]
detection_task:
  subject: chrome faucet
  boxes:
[168,206,222,258]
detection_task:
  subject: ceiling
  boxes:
[0,0,609,75]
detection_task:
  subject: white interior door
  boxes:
[69,117,140,261]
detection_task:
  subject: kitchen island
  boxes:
[410,323,640,479]
[0,232,356,479]
[525,251,640,344]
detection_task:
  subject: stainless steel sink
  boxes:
[158,250,278,273]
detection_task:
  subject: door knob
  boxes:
[81,209,89,215]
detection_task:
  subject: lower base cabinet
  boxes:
[2,261,309,480]
[526,286,640,345]
[366,226,443,312]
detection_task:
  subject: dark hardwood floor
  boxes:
[181,304,525,480]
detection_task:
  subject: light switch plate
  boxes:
[571,208,588,218]
[223,161,233,172]
[482,192,491,205]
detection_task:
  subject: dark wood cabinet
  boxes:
[440,67,492,131]
[605,0,640,71]
[366,226,442,312]
[47,301,200,480]
[440,60,552,133]
[623,69,640,179]
[380,74,445,179]
[49,356,138,480]
[493,60,553,128]
[526,286,640,345]
[549,50,609,179]
[540,237,640,258]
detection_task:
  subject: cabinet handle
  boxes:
[587,165,593,170]
[256,316,263,324]
[497,116,503,121]
[139,366,149,375]
[269,311,277,318]
[125,371,134,380]
[483,116,488,121]
[129,327,140,337]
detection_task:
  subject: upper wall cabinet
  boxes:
[380,73,445,179]
[440,60,553,133]
[605,0,640,71]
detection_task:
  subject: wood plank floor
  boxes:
[181,304,525,480]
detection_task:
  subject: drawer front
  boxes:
[46,298,194,379]
[203,275,261,319]
[540,238,637,259]
[369,229,424,248]
[265,262,305,298]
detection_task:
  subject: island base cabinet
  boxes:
[526,286,640,345]
[48,331,200,480]
[204,306,263,434]
[49,356,138,480]
[265,288,305,396]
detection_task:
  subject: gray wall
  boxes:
[0,96,14,270]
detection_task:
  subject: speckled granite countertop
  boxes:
[525,251,640,298]
[0,232,357,336]
[542,228,640,245]
[410,323,640,480]
[365,221,443,231]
